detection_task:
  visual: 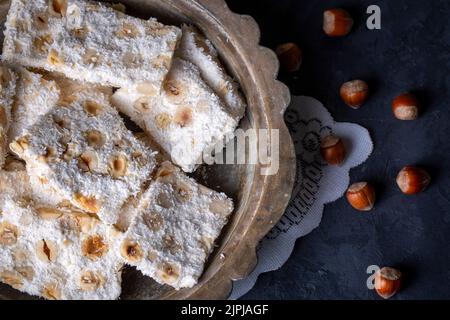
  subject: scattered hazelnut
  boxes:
[346,182,375,211]
[323,8,353,37]
[396,166,430,195]
[392,93,420,120]
[340,80,369,109]
[320,135,346,165]
[275,42,302,73]
[374,267,402,299]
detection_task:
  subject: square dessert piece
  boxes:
[114,132,169,232]
[120,161,234,289]
[10,89,157,224]
[8,68,60,143]
[2,0,181,88]
[112,58,238,172]
[177,25,246,120]
[0,193,124,300]
[0,65,18,167]
[8,69,113,143]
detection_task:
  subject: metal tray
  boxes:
[0,0,296,299]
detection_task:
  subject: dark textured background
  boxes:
[226,0,450,299]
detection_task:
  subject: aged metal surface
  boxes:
[0,0,296,300]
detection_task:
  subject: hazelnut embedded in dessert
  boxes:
[323,8,353,37]
[320,135,346,165]
[396,166,430,194]
[340,80,369,109]
[275,42,302,73]
[346,182,376,211]
[392,93,420,120]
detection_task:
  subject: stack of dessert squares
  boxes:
[0,0,246,299]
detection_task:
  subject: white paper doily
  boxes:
[229,95,374,299]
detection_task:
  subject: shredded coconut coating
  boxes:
[115,132,169,233]
[111,58,238,172]
[10,90,157,224]
[8,68,113,144]
[0,65,18,168]
[8,68,60,143]
[120,161,233,289]
[177,25,246,120]
[2,0,181,88]
[0,193,124,300]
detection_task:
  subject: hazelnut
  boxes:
[163,79,185,104]
[47,49,64,66]
[346,182,376,211]
[0,221,19,246]
[175,183,192,202]
[320,135,346,165]
[155,113,172,129]
[136,82,157,96]
[83,100,103,116]
[120,239,143,263]
[323,8,353,37]
[49,0,68,17]
[374,267,402,299]
[42,282,61,300]
[156,262,180,285]
[396,166,430,195]
[174,106,193,127]
[74,193,101,214]
[0,271,23,289]
[108,154,128,178]
[36,207,63,220]
[275,42,302,73]
[78,150,99,172]
[35,239,58,263]
[79,270,105,291]
[85,130,105,149]
[340,80,369,109]
[392,93,420,120]
[144,212,164,232]
[81,235,108,260]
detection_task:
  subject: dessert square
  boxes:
[177,25,246,120]
[8,68,113,144]
[10,89,158,224]
[3,148,80,209]
[112,58,238,172]
[120,161,233,289]
[8,68,60,143]
[0,191,124,300]
[2,0,181,88]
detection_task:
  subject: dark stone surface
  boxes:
[226,0,450,299]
